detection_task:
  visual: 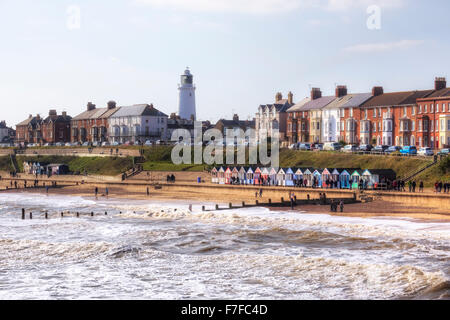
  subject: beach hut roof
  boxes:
[270,167,278,174]
[331,169,340,175]
[225,167,232,173]
[246,167,254,173]
[232,167,239,173]
[351,170,363,176]
[340,169,350,175]
[313,169,323,175]
[239,166,248,172]
[322,168,331,175]
[303,168,312,174]
[218,167,225,172]
[211,167,218,173]
[285,168,294,174]
[261,168,270,174]
[277,168,286,174]
[254,167,262,173]
[295,168,303,175]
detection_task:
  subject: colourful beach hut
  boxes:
[225,167,233,184]
[331,169,340,188]
[246,167,254,185]
[321,168,332,188]
[211,167,218,184]
[303,168,313,187]
[261,168,270,185]
[277,168,286,186]
[312,169,323,188]
[351,170,362,189]
[285,168,294,186]
[218,167,225,185]
[231,167,239,183]
[238,167,247,184]
[269,167,278,186]
[294,168,303,186]
[253,167,262,185]
[339,169,351,189]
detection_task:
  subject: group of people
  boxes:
[434,181,450,193]
[166,174,176,183]
[330,200,344,213]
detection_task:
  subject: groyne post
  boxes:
[91,212,94,217]
[61,212,63,218]
[45,211,48,219]
[215,204,219,210]
[256,200,259,205]
[21,208,25,220]
[76,212,79,218]
[29,212,32,219]
[269,199,272,204]
[229,203,232,209]
[202,206,205,211]
[242,201,245,207]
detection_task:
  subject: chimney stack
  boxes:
[435,77,447,91]
[107,101,116,110]
[335,85,347,98]
[233,114,239,121]
[36,114,40,120]
[49,110,57,116]
[275,92,283,102]
[287,91,294,104]
[29,114,32,119]
[372,86,384,96]
[62,111,67,117]
[87,102,96,111]
[311,88,322,100]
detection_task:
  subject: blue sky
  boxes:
[0,0,449,126]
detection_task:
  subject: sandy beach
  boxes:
[1,171,449,222]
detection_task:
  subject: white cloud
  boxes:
[343,40,424,53]
[133,0,405,14]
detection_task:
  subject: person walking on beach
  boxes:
[339,200,344,213]
[105,187,109,197]
[255,191,258,198]
[146,186,150,196]
[46,186,49,194]
[419,181,424,193]
[290,195,295,209]
[330,200,335,212]
[259,188,263,198]
[412,181,416,193]
[95,187,98,198]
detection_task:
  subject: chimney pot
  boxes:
[107,101,116,109]
[335,85,347,98]
[288,91,294,104]
[435,77,447,91]
[87,102,96,111]
[372,86,384,96]
[275,92,283,102]
[311,88,322,100]
[233,114,239,121]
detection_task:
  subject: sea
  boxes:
[0,192,448,300]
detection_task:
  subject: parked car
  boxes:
[342,144,358,152]
[400,146,417,155]
[372,145,389,153]
[82,142,89,147]
[111,141,120,146]
[55,142,64,147]
[313,143,324,151]
[65,142,72,147]
[299,143,311,151]
[437,148,449,155]
[288,144,296,150]
[144,140,152,146]
[358,144,373,152]
[418,147,434,156]
[72,142,81,146]
[323,142,341,151]
[102,141,110,147]
[385,146,402,154]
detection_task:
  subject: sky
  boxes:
[0,0,449,126]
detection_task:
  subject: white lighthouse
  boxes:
[178,67,196,121]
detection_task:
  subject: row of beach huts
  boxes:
[211,166,397,190]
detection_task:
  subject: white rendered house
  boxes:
[109,104,168,144]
